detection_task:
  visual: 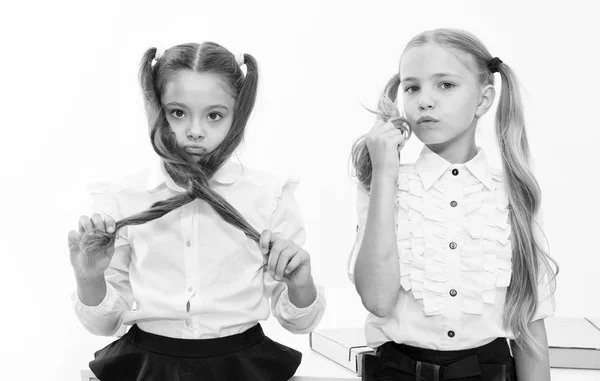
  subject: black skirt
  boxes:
[89,323,302,381]
[362,338,517,381]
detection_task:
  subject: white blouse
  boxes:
[348,146,555,350]
[72,158,326,339]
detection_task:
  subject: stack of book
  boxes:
[309,317,600,376]
[546,317,600,369]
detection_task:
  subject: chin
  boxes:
[414,130,450,145]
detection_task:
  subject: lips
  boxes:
[184,146,206,155]
[417,116,439,124]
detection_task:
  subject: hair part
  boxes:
[80,42,271,268]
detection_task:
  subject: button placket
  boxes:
[181,203,199,314]
[445,177,463,311]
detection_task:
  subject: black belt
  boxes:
[363,352,508,381]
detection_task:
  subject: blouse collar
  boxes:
[414,145,494,191]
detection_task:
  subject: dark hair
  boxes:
[81,42,268,257]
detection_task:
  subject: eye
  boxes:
[170,109,185,118]
[440,82,455,90]
[404,85,419,94]
[207,112,223,121]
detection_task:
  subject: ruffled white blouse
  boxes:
[348,146,555,350]
[72,158,326,339]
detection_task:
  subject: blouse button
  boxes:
[452,168,459,176]
[449,289,457,297]
[448,330,455,338]
[186,239,191,247]
[188,286,193,292]
[450,200,457,207]
[185,320,192,327]
[449,242,457,250]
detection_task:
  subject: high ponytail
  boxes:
[139,47,162,127]
[206,52,259,174]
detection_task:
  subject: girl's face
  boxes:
[162,70,236,161]
[399,44,492,149]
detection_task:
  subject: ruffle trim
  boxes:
[396,168,512,316]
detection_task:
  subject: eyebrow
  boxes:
[400,73,462,82]
[163,102,229,111]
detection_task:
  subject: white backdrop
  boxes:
[1,0,599,379]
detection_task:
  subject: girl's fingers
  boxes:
[267,239,289,278]
[78,215,92,235]
[370,119,395,135]
[379,131,406,149]
[67,230,82,255]
[105,216,116,234]
[90,213,105,232]
[381,128,405,139]
[275,247,295,280]
[259,229,271,255]
[284,251,303,276]
[266,240,284,275]
[373,120,397,134]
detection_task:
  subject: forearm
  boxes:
[76,275,107,306]
[288,274,317,308]
[512,320,551,381]
[354,174,400,317]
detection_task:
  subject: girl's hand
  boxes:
[68,214,116,279]
[259,229,312,288]
[365,118,408,179]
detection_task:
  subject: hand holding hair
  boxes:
[351,72,411,190]
[68,214,117,279]
[364,117,409,180]
[259,229,312,289]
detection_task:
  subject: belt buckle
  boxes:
[415,360,441,381]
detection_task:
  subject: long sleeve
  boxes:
[71,182,134,336]
[347,183,370,284]
[266,178,326,334]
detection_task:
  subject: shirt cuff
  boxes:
[71,281,119,316]
[274,285,326,334]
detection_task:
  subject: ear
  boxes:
[475,84,495,118]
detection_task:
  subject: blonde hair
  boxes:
[351,28,558,356]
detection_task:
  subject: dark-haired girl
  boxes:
[68,42,326,381]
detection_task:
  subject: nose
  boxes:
[418,89,435,110]
[187,118,205,139]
